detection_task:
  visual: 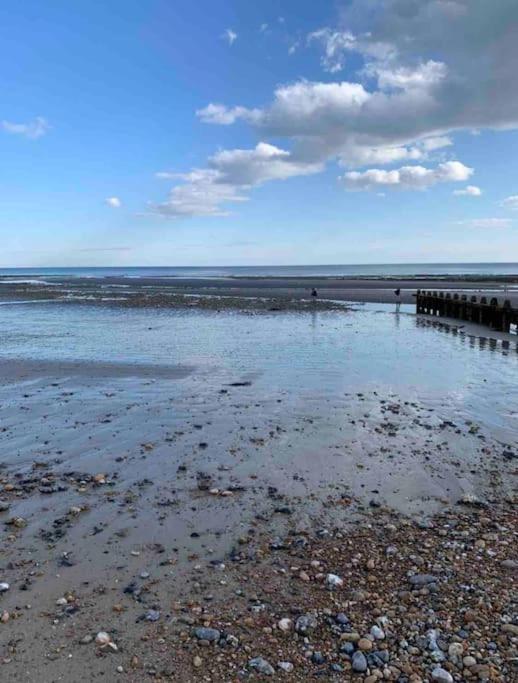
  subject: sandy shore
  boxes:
[1,274,518,307]
[0,352,516,681]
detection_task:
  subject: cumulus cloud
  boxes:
[105,197,121,208]
[458,218,513,229]
[222,28,237,46]
[152,143,321,218]
[158,1,518,217]
[501,195,518,209]
[199,2,518,167]
[342,161,473,191]
[2,116,50,139]
[453,185,481,196]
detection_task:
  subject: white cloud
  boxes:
[222,28,237,46]
[157,2,518,217]
[2,116,50,139]
[105,197,121,208]
[458,218,512,229]
[501,195,518,209]
[453,185,481,196]
[307,28,357,73]
[152,143,321,218]
[196,103,261,125]
[342,161,473,191]
[259,23,268,33]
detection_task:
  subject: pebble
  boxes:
[371,625,385,640]
[431,667,454,683]
[1,611,9,623]
[193,626,220,642]
[326,573,344,589]
[352,651,368,673]
[277,618,292,631]
[409,573,437,586]
[193,656,202,668]
[295,614,317,634]
[278,661,294,672]
[0,502,10,512]
[463,655,477,667]
[358,637,374,651]
[0,583,9,593]
[249,657,275,675]
[501,623,518,636]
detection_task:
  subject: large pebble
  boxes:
[193,627,220,642]
[352,651,368,673]
[431,667,454,683]
[249,657,275,675]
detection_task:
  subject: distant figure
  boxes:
[311,287,318,302]
[394,288,401,312]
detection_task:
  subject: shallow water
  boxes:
[0,302,517,440]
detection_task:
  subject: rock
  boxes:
[193,656,202,668]
[352,651,368,673]
[278,618,292,632]
[80,635,93,644]
[0,583,9,593]
[501,623,518,636]
[193,626,221,642]
[145,609,160,622]
[501,559,518,571]
[295,614,317,634]
[409,573,438,586]
[326,573,344,589]
[95,631,118,651]
[371,625,385,640]
[0,502,10,512]
[336,612,349,625]
[278,661,294,673]
[56,597,68,606]
[448,642,463,659]
[0,611,9,623]
[249,657,275,675]
[431,667,454,683]
[463,656,477,667]
[311,652,325,664]
[358,638,373,651]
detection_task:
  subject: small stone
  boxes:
[358,638,373,651]
[501,623,518,636]
[278,661,294,673]
[193,655,202,668]
[295,614,317,634]
[352,651,368,673]
[249,657,275,676]
[193,626,220,642]
[371,625,385,640]
[409,574,437,586]
[278,618,292,632]
[95,632,111,646]
[56,597,68,606]
[0,502,10,512]
[145,609,160,622]
[501,559,518,571]
[431,667,454,683]
[1,611,9,623]
[463,656,477,667]
[0,583,9,593]
[326,573,344,589]
[93,474,106,485]
[311,652,325,665]
[448,642,463,659]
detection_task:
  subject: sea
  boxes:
[0,263,517,279]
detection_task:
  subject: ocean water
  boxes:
[1,302,517,441]
[1,263,518,279]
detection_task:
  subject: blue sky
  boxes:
[1,0,518,267]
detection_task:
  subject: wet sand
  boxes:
[0,303,516,681]
[1,274,518,307]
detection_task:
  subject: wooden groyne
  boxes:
[416,290,518,333]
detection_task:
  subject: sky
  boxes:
[2,0,518,267]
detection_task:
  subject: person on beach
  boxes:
[394,288,401,312]
[311,287,318,302]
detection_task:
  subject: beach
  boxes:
[0,283,517,681]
